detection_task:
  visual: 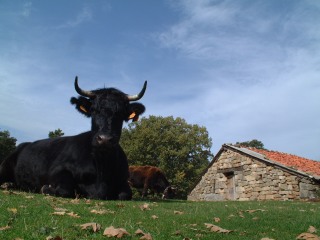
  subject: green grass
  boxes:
[0,190,319,240]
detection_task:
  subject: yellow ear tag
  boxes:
[129,112,136,119]
[80,105,87,113]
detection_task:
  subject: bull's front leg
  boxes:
[41,170,77,198]
[142,182,150,198]
[41,184,76,198]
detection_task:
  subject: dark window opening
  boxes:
[224,171,234,178]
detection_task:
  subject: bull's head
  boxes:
[162,186,176,199]
[70,76,146,148]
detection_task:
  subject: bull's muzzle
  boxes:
[93,134,115,147]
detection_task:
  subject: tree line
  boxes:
[0,116,265,199]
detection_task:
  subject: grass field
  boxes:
[0,190,319,240]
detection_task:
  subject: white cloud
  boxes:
[56,6,92,29]
[158,0,320,64]
[21,2,33,17]
[158,0,241,58]
[153,0,320,159]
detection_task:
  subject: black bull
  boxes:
[0,77,147,200]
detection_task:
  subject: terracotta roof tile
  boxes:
[247,148,320,177]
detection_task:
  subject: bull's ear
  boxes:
[127,103,145,122]
[70,97,92,117]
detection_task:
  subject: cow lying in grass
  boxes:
[0,77,147,200]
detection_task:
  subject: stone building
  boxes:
[188,144,320,201]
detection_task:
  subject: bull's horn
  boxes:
[127,81,147,101]
[74,76,96,98]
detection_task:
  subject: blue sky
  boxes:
[1,0,319,160]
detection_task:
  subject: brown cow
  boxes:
[128,165,175,199]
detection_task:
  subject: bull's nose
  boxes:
[95,134,113,146]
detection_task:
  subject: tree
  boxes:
[0,130,17,161]
[48,128,64,138]
[235,139,265,149]
[120,115,213,199]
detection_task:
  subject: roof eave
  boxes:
[224,144,320,181]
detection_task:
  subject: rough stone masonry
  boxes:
[188,145,320,201]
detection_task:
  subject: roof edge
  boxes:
[224,144,320,181]
[187,146,226,194]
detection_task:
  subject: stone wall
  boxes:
[188,148,320,201]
